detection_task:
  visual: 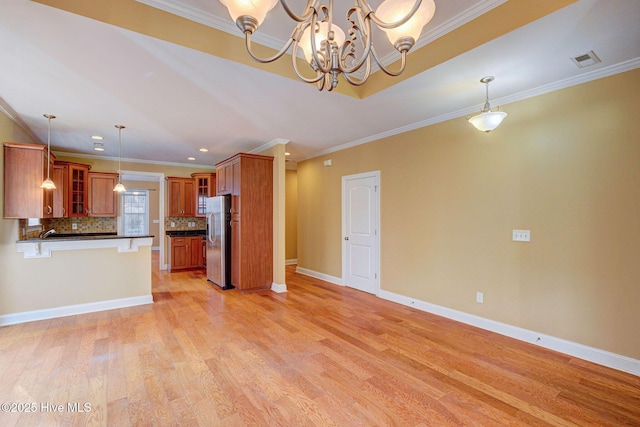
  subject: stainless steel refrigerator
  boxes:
[206,195,233,289]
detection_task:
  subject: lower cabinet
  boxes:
[168,235,205,272]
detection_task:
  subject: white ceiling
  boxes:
[0,0,639,167]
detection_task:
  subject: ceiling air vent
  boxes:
[571,50,601,68]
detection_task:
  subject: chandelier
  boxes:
[219,0,436,91]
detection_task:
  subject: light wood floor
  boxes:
[1,255,639,426]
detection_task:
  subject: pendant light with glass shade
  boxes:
[40,114,57,189]
[113,125,126,193]
[467,76,507,133]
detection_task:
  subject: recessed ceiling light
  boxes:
[91,135,103,140]
[93,142,104,151]
[188,157,196,161]
[199,148,209,152]
[285,152,291,156]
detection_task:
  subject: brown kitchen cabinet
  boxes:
[215,160,236,195]
[192,172,216,217]
[88,172,118,217]
[167,177,195,217]
[168,235,204,271]
[215,153,273,291]
[52,163,68,218]
[54,161,91,217]
[3,142,55,219]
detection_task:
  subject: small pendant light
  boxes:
[40,114,56,189]
[467,76,508,133]
[113,125,126,192]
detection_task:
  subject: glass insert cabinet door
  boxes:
[196,176,207,216]
[70,165,87,216]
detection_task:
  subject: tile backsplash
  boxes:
[165,217,206,231]
[17,216,204,240]
[17,217,117,240]
[44,217,117,234]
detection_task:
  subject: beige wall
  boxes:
[297,69,640,360]
[285,169,298,261]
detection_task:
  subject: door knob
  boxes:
[344,236,349,240]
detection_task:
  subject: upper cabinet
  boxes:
[52,163,69,218]
[88,172,118,217]
[53,161,92,217]
[216,161,235,195]
[191,172,217,217]
[3,142,55,219]
[167,177,195,217]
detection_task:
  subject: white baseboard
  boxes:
[271,282,287,293]
[285,258,298,265]
[295,266,343,286]
[379,289,640,377]
[0,295,154,326]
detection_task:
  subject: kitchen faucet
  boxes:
[39,228,56,239]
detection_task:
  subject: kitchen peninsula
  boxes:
[2,233,154,326]
[1,140,155,325]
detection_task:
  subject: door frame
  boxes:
[121,170,166,270]
[341,170,381,295]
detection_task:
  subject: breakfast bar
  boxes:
[1,234,154,326]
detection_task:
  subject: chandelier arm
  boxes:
[337,13,372,75]
[291,40,326,84]
[308,12,332,75]
[342,56,372,86]
[370,45,407,77]
[369,0,422,29]
[245,31,295,64]
[279,0,317,23]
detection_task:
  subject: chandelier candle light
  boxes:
[40,114,56,190]
[219,0,436,91]
[113,125,126,193]
[467,76,508,133]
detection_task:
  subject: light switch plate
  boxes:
[512,229,531,242]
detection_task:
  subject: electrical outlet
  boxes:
[171,222,175,228]
[512,229,531,242]
[476,292,484,304]
[72,223,77,230]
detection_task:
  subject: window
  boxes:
[122,190,149,236]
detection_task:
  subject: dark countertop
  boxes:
[19,233,154,243]
[166,230,206,237]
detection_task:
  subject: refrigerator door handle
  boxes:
[208,212,217,244]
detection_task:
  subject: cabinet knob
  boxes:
[47,206,52,214]
[344,236,349,240]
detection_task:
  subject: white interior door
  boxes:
[342,171,380,295]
